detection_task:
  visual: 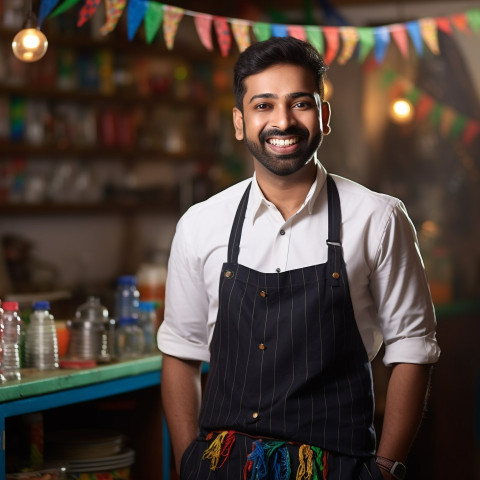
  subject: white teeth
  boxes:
[268,137,299,147]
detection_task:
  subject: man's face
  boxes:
[233,64,330,177]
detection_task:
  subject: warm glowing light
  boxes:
[390,98,414,124]
[12,28,48,62]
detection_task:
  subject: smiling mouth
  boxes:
[267,136,301,147]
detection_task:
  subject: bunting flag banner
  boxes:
[337,26,359,65]
[305,25,324,54]
[213,16,231,56]
[383,69,480,146]
[99,0,127,35]
[50,0,82,18]
[163,5,184,49]
[38,0,61,26]
[419,18,440,54]
[374,26,390,63]
[406,21,423,55]
[323,26,339,64]
[77,0,102,27]
[231,20,251,52]
[127,0,148,40]
[287,25,307,41]
[253,22,272,42]
[144,1,164,43]
[39,1,480,65]
[356,27,375,62]
[194,13,214,51]
[390,25,409,58]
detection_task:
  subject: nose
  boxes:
[271,106,296,131]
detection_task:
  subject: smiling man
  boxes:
[159,37,440,480]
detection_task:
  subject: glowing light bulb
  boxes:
[390,98,414,124]
[12,27,48,62]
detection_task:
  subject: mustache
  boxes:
[259,126,309,142]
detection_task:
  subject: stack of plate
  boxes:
[47,430,135,479]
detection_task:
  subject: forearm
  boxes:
[161,354,202,474]
[377,363,432,464]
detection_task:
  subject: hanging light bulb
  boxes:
[12,9,48,63]
[389,97,414,124]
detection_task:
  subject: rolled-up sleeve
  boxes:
[157,215,211,363]
[370,201,441,366]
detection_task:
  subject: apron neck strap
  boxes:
[228,182,252,264]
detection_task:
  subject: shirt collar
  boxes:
[248,163,328,225]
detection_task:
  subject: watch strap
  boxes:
[375,456,406,480]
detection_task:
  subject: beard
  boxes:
[243,124,322,177]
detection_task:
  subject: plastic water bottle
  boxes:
[0,301,5,383]
[115,275,140,322]
[1,301,22,381]
[25,301,59,371]
[115,317,144,360]
[137,301,158,354]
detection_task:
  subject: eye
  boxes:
[293,101,312,109]
[254,103,270,110]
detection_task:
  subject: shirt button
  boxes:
[279,229,285,236]
[252,412,259,419]
[258,343,266,350]
[276,268,281,273]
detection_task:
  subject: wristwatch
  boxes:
[375,456,407,480]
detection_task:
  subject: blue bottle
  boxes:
[115,275,140,323]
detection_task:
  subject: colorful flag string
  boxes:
[38,0,480,64]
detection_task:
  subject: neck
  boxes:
[255,160,317,220]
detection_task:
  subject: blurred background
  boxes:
[0,0,479,479]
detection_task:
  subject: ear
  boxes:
[321,102,331,135]
[233,107,244,141]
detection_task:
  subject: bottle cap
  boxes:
[33,300,50,310]
[2,301,19,311]
[117,275,137,286]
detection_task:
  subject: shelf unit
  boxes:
[0,355,171,480]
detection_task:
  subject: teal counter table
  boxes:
[0,355,169,480]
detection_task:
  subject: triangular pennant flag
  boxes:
[337,26,358,65]
[390,24,409,58]
[50,0,81,18]
[253,22,272,42]
[430,103,443,127]
[356,27,375,62]
[213,16,231,57]
[271,24,288,37]
[145,1,164,44]
[419,18,440,54]
[194,13,214,51]
[100,0,127,35]
[305,26,324,54]
[462,120,480,144]
[435,16,452,35]
[77,0,101,27]
[163,5,184,49]
[38,0,61,26]
[451,13,470,34]
[127,0,148,41]
[287,25,307,41]
[415,94,435,121]
[231,20,251,52]
[465,9,480,33]
[374,26,390,63]
[323,26,339,65]
[405,21,423,56]
[449,114,467,139]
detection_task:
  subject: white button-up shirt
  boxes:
[158,164,440,366]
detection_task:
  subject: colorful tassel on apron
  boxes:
[201,430,236,470]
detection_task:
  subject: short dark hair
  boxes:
[233,36,328,111]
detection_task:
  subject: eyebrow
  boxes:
[248,91,316,104]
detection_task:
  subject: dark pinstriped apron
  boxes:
[181,176,383,480]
